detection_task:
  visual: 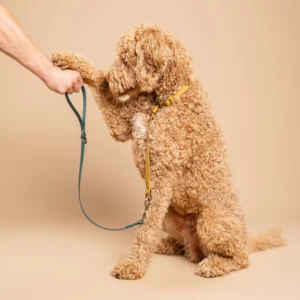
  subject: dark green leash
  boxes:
[64,86,143,231]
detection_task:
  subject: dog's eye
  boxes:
[101,79,109,89]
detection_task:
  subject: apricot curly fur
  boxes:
[52,24,286,280]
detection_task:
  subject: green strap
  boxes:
[65,86,143,231]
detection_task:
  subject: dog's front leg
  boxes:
[52,52,103,88]
[112,177,172,280]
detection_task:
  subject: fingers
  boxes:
[57,88,66,95]
[77,74,83,87]
[73,78,82,93]
[44,67,84,95]
[64,72,83,94]
[66,87,74,95]
[70,72,83,94]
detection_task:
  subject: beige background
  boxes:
[0,0,299,299]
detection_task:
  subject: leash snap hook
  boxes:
[142,193,151,222]
[144,192,151,210]
[142,192,151,220]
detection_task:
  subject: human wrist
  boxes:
[38,60,57,85]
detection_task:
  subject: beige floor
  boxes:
[1,221,299,300]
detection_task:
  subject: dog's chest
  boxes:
[131,113,149,172]
[132,113,148,140]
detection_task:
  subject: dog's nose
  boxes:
[101,79,109,89]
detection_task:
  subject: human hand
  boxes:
[43,66,83,95]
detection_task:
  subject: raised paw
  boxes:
[52,53,100,87]
[111,258,146,280]
[52,53,75,70]
[155,237,184,256]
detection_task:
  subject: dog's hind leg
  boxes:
[156,208,204,262]
[196,252,249,278]
[155,236,184,256]
[155,209,185,256]
[195,199,249,277]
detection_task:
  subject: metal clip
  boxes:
[144,193,151,210]
[142,193,152,220]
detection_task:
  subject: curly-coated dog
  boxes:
[52,24,286,280]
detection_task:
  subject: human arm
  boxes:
[0,4,82,94]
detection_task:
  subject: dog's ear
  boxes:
[135,28,172,92]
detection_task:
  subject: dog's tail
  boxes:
[245,227,287,254]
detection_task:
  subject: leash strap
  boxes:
[65,86,143,231]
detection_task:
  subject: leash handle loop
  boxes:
[65,86,143,231]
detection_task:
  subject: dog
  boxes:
[52,24,286,280]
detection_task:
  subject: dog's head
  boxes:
[101,24,193,102]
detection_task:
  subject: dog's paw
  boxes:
[195,254,248,278]
[111,258,146,280]
[195,257,228,278]
[51,53,71,70]
[155,237,184,256]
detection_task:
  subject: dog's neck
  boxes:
[155,82,189,103]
